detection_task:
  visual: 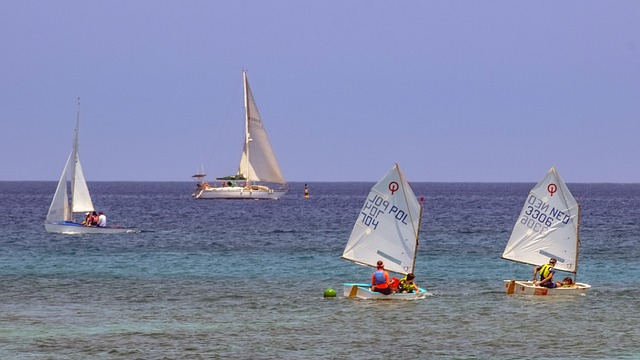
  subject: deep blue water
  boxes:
[1,181,640,359]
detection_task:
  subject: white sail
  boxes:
[502,167,579,273]
[238,71,286,185]
[46,100,94,223]
[69,102,95,213]
[342,163,422,275]
[71,157,94,213]
[46,154,72,222]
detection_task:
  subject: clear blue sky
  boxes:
[2,1,639,182]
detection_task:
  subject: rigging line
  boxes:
[202,75,243,173]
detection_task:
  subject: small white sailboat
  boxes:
[44,100,139,234]
[502,167,590,295]
[192,70,288,200]
[342,163,427,300]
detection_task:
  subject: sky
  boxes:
[1,1,639,183]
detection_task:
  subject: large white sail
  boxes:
[502,167,579,273]
[342,163,422,275]
[69,102,94,213]
[71,157,94,213]
[238,71,286,185]
[46,154,72,222]
[46,100,94,223]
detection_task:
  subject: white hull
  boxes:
[45,221,140,234]
[503,280,591,296]
[193,186,287,200]
[343,283,427,300]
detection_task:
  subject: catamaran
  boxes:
[192,70,287,200]
[44,99,139,234]
[502,166,590,295]
[342,163,428,300]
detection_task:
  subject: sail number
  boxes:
[359,194,409,230]
[519,194,572,234]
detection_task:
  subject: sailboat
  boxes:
[192,70,288,200]
[502,167,590,295]
[341,163,428,300]
[44,100,139,234]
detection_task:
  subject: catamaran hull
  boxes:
[343,283,427,300]
[45,221,140,234]
[503,280,591,296]
[193,187,287,200]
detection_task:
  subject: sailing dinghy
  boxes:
[192,70,288,200]
[44,100,139,234]
[342,163,427,300]
[502,167,590,295]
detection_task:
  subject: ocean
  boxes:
[1,181,639,359]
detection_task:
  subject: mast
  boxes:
[574,204,581,284]
[397,163,421,274]
[411,204,423,274]
[69,97,80,219]
[243,70,251,186]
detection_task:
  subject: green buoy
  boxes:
[324,288,337,297]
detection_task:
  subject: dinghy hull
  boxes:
[343,283,427,300]
[503,280,590,296]
[45,221,140,234]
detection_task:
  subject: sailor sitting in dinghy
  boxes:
[533,258,557,288]
[556,277,576,288]
[370,261,392,295]
[398,273,420,293]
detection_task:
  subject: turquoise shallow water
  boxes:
[1,181,640,359]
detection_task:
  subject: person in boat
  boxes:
[370,260,391,295]
[533,258,557,288]
[97,212,107,227]
[556,277,576,288]
[398,273,420,293]
[81,212,91,225]
[88,211,99,226]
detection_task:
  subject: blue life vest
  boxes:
[373,270,386,285]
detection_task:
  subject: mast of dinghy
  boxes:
[574,204,581,284]
[411,203,424,274]
[397,163,422,275]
